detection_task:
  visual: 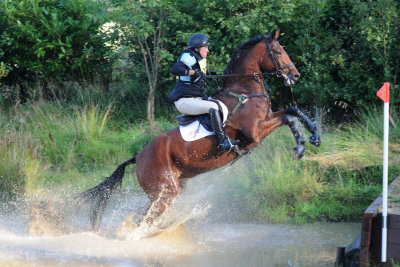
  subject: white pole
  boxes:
[381,101,389,262]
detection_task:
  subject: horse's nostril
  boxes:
[293,74,300,80]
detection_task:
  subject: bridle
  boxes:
[206,34,296,80]
[265,33,295,78]
[211,33,296,124]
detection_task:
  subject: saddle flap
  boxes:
[176,115,197,126]
[177,114,213,132]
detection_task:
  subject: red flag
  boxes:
[377,82,390,103]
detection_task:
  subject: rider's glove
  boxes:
[192,69,204,80]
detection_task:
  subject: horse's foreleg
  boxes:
[255,114,306,159]
[274,107,321,147]
[284,115,306,159]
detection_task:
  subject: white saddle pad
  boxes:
[179,100,228,142]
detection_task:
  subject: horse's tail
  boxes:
[78,156,136,231]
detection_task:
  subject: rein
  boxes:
[205,72,274,78]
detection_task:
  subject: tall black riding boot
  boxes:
[209,108,238,152]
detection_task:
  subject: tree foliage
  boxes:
[292,0,400,117]
[109,0,175,122]
[0,0,399,119]
[0,0,113,99]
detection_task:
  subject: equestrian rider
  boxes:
[169,33,238,152]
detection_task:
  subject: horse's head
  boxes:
[263,29,300,86]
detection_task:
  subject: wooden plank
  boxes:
[388,213,400,229]
[388,228,400,244]
[365,195,383,215]
[387,243,400,259]
[362,176,400,266]
[370,215,382,263]
[360,213,373,265]
[361,215,372,246]
[365,176,400,215]
[359,246,370,267]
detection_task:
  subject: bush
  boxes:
[0,0,114,100]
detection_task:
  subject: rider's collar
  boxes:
[185,48,203,60]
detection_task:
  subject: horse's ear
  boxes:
[269,29,281,42]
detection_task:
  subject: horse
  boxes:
[80,29,321,231]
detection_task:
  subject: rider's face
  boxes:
[198,46,209,59]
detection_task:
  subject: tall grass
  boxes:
[74,104,111,140]
[0,110,43,199]
[0,101,399,224]
[238,128,324,223]
[0,101,176,198]
[219,105,400,223]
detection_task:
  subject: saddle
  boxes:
[176,114,213,132]
[176,100,228,142]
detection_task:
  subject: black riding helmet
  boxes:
[187,33,212,49]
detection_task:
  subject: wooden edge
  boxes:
[364,176,400,215]
[361,175,400,266]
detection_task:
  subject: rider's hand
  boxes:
[192,69,204,79]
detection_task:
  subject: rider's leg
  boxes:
[174,97,238,151]
[209,108,238,152]
[174,97,219,115]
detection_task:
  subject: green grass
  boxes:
[216,105,400,223]
[0,101,176,199]
[0,100,399,224]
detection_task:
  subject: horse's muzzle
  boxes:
[284,72,300,85]
[292,73,300,82]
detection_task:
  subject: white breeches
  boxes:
[174,97,219,115]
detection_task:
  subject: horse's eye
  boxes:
[274,50,282,56]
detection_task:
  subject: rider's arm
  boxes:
[171,61,196,76]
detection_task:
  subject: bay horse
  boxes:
[80,29,321,231]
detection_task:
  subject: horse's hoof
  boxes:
[309,134,321,147]
[293,145,305,160]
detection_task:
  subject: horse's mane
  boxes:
[223,35,266,78]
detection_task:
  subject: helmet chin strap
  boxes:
[193,47,207,59]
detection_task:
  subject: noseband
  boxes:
[265,34,295,77]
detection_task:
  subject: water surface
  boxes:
[0,192,359,267]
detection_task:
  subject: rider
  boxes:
[169,33,238,152]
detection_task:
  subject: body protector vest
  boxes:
[169,49,207,101]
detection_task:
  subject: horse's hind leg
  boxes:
[117,180,179,238]
[137,168,180,226]
[142,186,179,226]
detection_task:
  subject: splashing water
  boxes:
[117,200,211,241]
[0,183,360,266]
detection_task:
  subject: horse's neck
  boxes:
[231,49,261,75]
[224,68,265,95]
[224,45,266,94]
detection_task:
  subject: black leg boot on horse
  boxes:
[209,108,238,152]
